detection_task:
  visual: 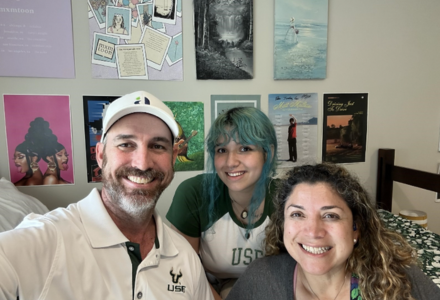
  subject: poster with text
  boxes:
[268,93,318,168]
[322,93,368,164]
[274,0,328,79]
[0,0,75,78]
[88,0,183,81]
[3,95,74,186]
[83,96,203,182]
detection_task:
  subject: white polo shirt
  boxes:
[0,188,213,300]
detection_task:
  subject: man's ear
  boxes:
[96,142,105,168]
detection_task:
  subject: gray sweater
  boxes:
[226,252,440,300]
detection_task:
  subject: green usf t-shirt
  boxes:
[166,174,277,279]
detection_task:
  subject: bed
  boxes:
[376,148,440,287]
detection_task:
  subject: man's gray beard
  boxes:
[103,178,161,221]
[101,155,169,222]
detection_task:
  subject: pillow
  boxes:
[0,177,49,232]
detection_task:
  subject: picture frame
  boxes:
[211,95,260,124]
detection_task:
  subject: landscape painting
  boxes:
[274,0,328,79]
[194,0,254,79]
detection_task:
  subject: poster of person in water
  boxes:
[322,93,368,164]
[268,93,319,168]
[274,0,328,79]
[194,0,254,79]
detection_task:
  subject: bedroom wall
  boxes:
[1,1,440,233]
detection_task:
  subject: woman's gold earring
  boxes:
[30,162,39,172]
[48,161,56,171]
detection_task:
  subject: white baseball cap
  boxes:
[100,91,178,142]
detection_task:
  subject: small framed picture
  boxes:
[211,95,261,124]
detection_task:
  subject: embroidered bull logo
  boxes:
[170,268,182,284]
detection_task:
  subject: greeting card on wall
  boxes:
[0,0,75,78]
[274,0,328,79]
[268,93,318,168]
[83,96,203,182]
[322,93,368,164]
[88,0,183,81]
[3,95,74,186]
[194,0,254,79]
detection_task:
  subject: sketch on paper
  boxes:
[195,0,254,79]
[274,0,328,79]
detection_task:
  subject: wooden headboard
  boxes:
[376,148,440,211]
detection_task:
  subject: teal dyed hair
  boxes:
[204,107,278,231]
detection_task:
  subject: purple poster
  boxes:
[4,95,74,186]
[0,1,75,78]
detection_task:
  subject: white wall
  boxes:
[1,0,440,233]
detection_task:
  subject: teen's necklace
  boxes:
[230,198,264,220]
[230,198,249,219]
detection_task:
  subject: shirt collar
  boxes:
[77,188,179,258]
[77,188,128,248]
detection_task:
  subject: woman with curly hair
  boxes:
[227,163,439,300]
[167,107,278,299]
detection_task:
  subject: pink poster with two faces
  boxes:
[3,95,74,186]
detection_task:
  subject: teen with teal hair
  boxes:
[167,107,278,299]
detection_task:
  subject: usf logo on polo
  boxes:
[134,96,150,105]
[167,267,186,293]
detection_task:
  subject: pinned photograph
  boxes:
[92,33,120,67]
[115,0,140,27]
[115,44,149,79]
[137,2,166,32]
[166,32,182,66]
[89,0,115,29]
[106,6,132,40]
[153,0,177,25]
[140,26,172,70]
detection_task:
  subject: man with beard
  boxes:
[0,91,214,300]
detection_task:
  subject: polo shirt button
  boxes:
[129,246,135,251]
[137,292,143,299]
